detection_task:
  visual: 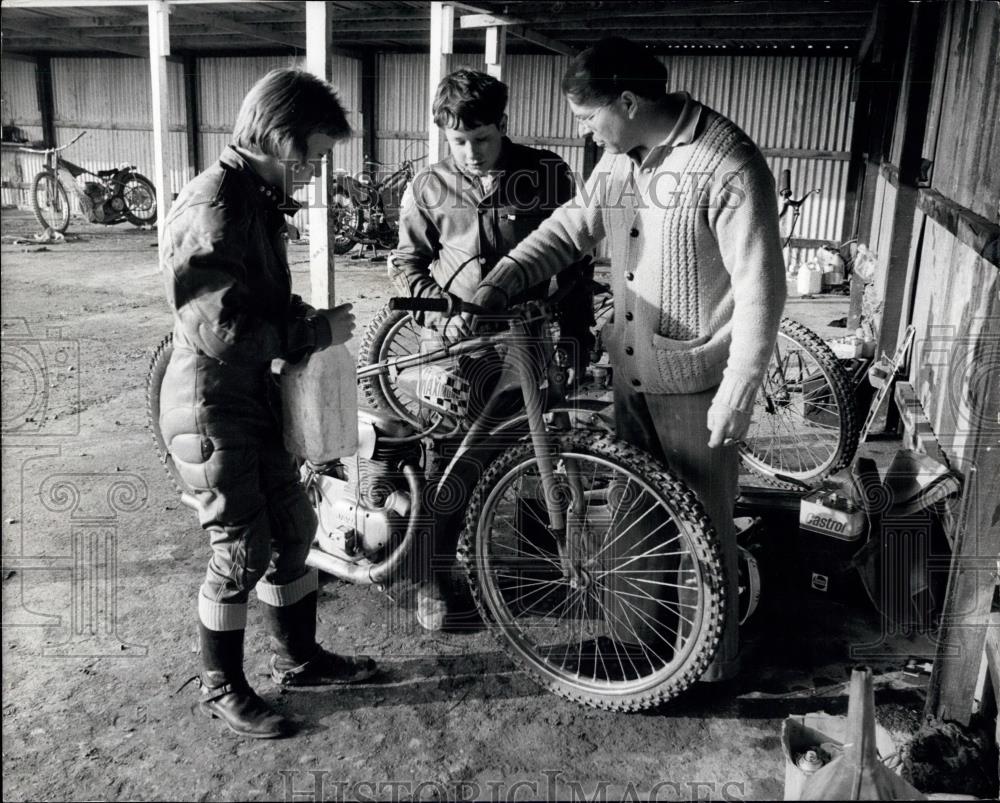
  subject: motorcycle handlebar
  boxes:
[19,130,86,155]
[388,297,490,316]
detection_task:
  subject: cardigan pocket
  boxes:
[647,331,723,393]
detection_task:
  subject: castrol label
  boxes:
[799,488,865,541]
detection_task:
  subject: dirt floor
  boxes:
[2,208,937,801]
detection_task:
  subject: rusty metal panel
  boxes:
[1,58,43,126]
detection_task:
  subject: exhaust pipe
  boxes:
[306,463,422,586]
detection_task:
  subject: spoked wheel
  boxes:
[31,171,70,233]
[122,172,157,226]
[357,303,428,427]
[460,431,725,711]
[739,318,858,487]
[146,333,185,493]
[331,182,361,255]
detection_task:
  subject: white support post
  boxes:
[147,0,171,245]
[429,2,454,163]
[305,0,335,308]
[485,25,506,79]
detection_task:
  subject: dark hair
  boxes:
[561,37,669,105]
[233,68,351,160]
[432,69,508,129]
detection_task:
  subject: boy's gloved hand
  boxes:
[309,302,355,350]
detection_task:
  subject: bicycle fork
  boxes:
[509,319,592,591]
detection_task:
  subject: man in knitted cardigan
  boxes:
[472,37,786,681]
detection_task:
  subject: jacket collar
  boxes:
[632,92,703,169]
[219,146,302,216]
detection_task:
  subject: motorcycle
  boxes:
[147,283,727,712]
[330,152,425,255]
[22,131,157,233]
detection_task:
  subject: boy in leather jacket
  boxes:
[389,70,594,630]
[161,69,377,739]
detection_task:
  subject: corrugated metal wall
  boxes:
[4,50,854,254]
[1,57,45,207]
[51,57,188,201]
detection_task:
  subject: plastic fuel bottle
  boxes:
[281,343,358,463]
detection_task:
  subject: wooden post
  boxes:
[147,0,171,245]
[182,54,200,178]
[485,25,506,80]
[874,3,940,356]
[360,50,377,166]
[305,0,336,308]
[34,55,56,149]
[428,2,454,163]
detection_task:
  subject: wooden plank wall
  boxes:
[903,0,1000,726]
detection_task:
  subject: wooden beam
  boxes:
[484,25,506,80]
[877,2,940,357]
[171,6,302,49]
[507,25,576,57]
[34,55,57,148]
[182,54,200,176]
[360,50,378,167]
[147,0,171,244]
[428,2,454,165]
[305,0,335,308]
[456,3,574,56]
[1,18,147,56]
[459,13,523,29]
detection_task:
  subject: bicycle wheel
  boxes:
[122,172,157,226]
[357,303,426,426]
[739,318,858,487]
[460,431,725,711]
[31,171,70,233]
[146,333,185,494]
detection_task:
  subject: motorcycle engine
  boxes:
[82,182,125,224]
[308,413,420,562]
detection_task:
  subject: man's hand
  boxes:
[707,403,751,449]
[312,302,355,349]
[441,312,474,343]
[471,282,509,312]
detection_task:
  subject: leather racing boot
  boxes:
[261,591,378,687]
[197,624,293,739]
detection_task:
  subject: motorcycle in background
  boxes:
[330,150,425,255]
[21,131,157,233]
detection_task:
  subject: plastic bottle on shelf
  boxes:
[786,260,802,298]
[797,260,823,296]
[281,344,359,463]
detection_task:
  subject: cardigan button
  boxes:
[625,311,634,321]
[629,227,639,237]
[631,378,642,387]
[625,346,634,356]
[625,272,634,281]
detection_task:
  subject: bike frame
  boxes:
[356,302,587,543]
